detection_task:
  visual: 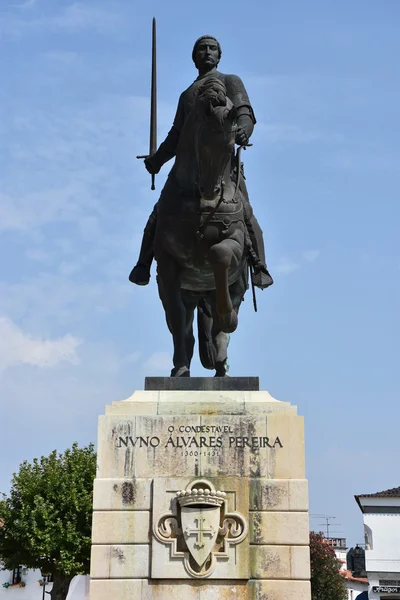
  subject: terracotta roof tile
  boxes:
[356,486,400,498]
[341,569,368,584]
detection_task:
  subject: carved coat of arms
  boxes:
[153,479,248,578]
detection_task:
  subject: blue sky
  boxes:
[1,0,399,547]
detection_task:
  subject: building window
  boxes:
[12,566,22,585]
[364,525,373,550]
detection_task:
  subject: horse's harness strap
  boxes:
[196,182,225,239]
[196,144,252,240]
[235,146,243,197]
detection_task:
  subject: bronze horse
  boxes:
[154,78,250,377]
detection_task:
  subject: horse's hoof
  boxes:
[214,359,229,377]
[170,366,190,378]
[218,310,238,334]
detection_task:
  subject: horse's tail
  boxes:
[197,298,216,371]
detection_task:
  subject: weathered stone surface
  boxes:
[134,415,202,478]
[248,579,312,599]
[197,415,277,479]
[90,544,110,579]
[97,409,296,481]
[250,512,309,545]
[142,580,200,599]
[250,545,310,579]
[142,579,311,599]
[98,414,207,479]
[197,584,249,600]
[105,390,295,417]
[90,544,149,579]
[109,544,150,578]
[145,377,259,391]
[96,415,136,479]
[90,579,311,599]
[106,399,158,416]
[92,510,150,544]
[90,387,311,599]
[266,412,305,479]
[157,391,246,416]
[249,479,308,511]
[90,579,142,600]
[93,478,152,510]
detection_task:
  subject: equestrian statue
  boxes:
[130,22,273,377]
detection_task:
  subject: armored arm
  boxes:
[225,75,256,144]
[145,93,185,174]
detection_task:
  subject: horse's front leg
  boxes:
[209,236,242,334]
[157,254,190,377]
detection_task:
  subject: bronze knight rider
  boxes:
[129,35,273,290]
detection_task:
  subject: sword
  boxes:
[137,17,157,191]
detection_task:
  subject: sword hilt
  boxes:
[136,155,156,191]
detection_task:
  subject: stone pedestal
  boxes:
[90,378,311,600]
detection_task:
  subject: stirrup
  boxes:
[252,267,273,290]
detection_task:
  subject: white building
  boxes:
[0,567,89,600]
[356,486,400,600]
[341,567,369,600]
[326,537,369,600]
[326,536,348,563]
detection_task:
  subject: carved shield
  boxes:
[181,506,220,567]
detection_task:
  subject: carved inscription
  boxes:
[115,422,283,453]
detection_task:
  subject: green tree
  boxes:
[0,443,96,600]
[310,531,347,600]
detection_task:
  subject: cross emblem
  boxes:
[185,518,215,549]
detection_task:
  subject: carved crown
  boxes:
[176,488,226,508]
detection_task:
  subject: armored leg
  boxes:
[239,177,273,290]
[129,204,158,286]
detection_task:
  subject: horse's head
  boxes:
[194,78,237,201]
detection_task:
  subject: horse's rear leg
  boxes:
[209,238,241,333]
[157,256,190,377]
[209,263,247,375]
[184,300,196,370]
[213,330,230,376]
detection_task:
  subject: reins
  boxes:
[236,144,258,313]
[234,143,252,196]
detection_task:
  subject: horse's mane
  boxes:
[196,77,235,128]
[197,77,227,108]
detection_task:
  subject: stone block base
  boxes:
[90,385,311,599]
[91,579,311,599]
